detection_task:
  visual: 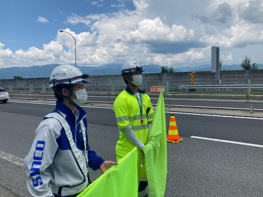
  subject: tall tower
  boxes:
[211,46,220,84]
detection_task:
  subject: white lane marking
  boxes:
[9,101,56,106]
[8,101,263,120]
[9,101,114,110]
[0,151,24,167]
[84,106,114,110]
[171,111,263,120]
[191,136,263,148]
[169,104,252,111]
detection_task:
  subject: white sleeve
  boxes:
[24,119,60,197]
[148,122,152,132]
[124,129,145,150]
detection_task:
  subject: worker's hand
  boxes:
[142,144,146,153]
[100,161,118,173]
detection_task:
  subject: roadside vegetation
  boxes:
[241,56,258,70]
[161,66,174,73]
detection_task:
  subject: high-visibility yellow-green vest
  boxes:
[113,87,154,179]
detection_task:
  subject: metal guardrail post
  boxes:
[166,81,169,94]
[250,103,254,114]
[246,70,248,84]
[247,79,254,114]
[248,79,251,95]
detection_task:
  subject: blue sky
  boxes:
[0,0,263,69]
[0,0,135,51]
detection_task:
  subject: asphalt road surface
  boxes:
[1,102,263,197]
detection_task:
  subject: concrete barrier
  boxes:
[1,70,263,91]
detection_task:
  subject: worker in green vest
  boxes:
[113,60,154,197]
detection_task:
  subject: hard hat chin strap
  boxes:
[68,85,78,107]
[53,87,65,100]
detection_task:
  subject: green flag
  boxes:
[77,147,138,197]
[143,91,167,197]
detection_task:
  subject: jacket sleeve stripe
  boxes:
[120,124,132,133]
[129,114,147,121]
[132,124,148,131]
[147,113,154,119]
[117,114,149,123]
[116,115,129,122]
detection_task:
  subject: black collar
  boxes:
[125,86,145,95]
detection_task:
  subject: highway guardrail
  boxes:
[9,92,263,114]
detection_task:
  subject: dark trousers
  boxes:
[138,181,148,197]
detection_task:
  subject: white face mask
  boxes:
[131,74,143,87]
[72,88,88,106]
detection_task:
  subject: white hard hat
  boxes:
[121,60,143,75]
[49,65,89,87]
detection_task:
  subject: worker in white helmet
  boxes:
[24,65,118,197]
[113,60,154,197]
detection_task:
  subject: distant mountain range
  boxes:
[0,63,263,79]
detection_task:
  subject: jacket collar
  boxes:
[125,86,145,95]
[55,101,86,124]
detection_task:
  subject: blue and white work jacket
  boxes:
[24,101,104,197]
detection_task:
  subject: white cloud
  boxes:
[222,53,233,61]
[133,0,149,12]
[122,17,194,43]
[193,3,234,24]
[66,14,91,26]
[0,43,13,58]
[90,10,142,39]
[91,1,103,7]
[152,49,204,66]
[111,3,125,8]
[238,0,263,23]
[58,9,63,15]
[2,0,263,69]
[36,16,49,24]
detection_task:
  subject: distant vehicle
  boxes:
[0,87,9,103]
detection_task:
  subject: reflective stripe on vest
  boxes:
[80,120,89,164]
[45,113,88,179]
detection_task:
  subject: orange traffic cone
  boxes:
[167,112,183,143]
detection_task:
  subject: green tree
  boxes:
[240,56,258,70]
[168,67,174,73]
[161,66,168,73]
[241,56,251,70]
[13,76,23,79]
[161,66,174,73]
